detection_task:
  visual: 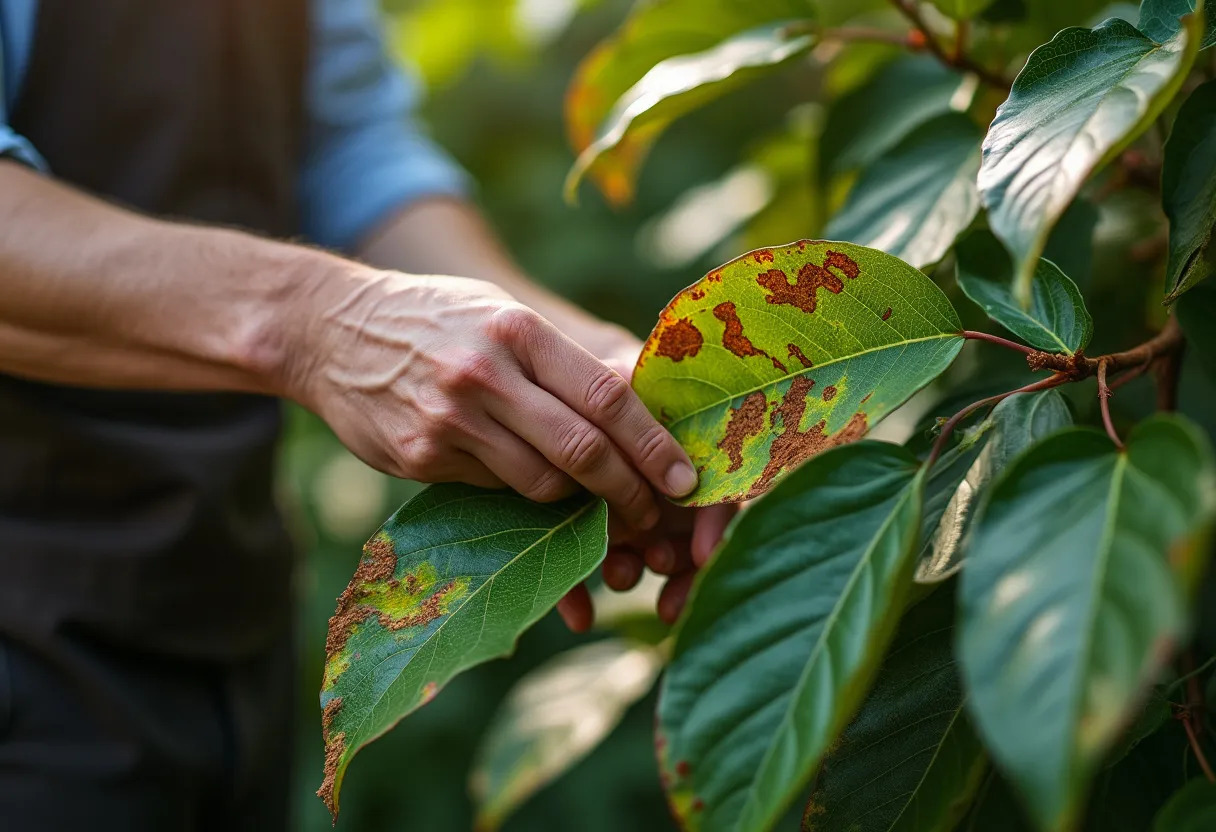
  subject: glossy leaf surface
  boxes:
[825,113,982,270]
[1140,0,1216,48]
[1162,78,1216,301]
[959,418,1216,831]
[633,241,963,505]
[656,441,927,831]
[1154,779,1216,831]
[956,231,1092,354]
[978,17,1200,303]
[470,639,664,831]
[318,486,609,820]
[803,591,987,832]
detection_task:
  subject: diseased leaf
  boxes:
[318,486,609,821]
[1153,779,1216,831]
[1139,0,1216,48]
[824,113,982,270]
[959,417,1216,831]
[1163,78,1216,301]
[656,441,927,832]
[803,590,988,832]
[470,639,664,832]
[821,56,970,175]
[928,0,999,19]
[978,15,1201,305]
[564,0,812,205]
[956,231,1093,354]
[632,241,963,505]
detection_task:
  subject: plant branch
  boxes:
[1176,650,1215,782]
[1027,317,1185,381]
[1155,338,1184,412]
[889,0,1013,90]
[820,26,919,47]
[963,330,1036,356]
[1182,717,1216,782]
[1097,360,1123,449]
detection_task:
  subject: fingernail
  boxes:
[665,461,698,497]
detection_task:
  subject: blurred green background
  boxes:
[285,1,816,828]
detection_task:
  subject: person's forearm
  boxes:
[0,160,348,394]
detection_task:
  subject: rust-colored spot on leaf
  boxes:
[318,729,346,820]
[882,307,893,321]
[861,392,873,404]
[321,696,343,737]
[676,760,692,778]
[689,288,706,301]
[822,385,837,402]
[787,343,813,368]
[707,270,723,283]
[717,391,767,473]
[752,249,775,264]
[692,798,705,812]
[747,379,869,499]
[655,317,703,362]
[378,580,462,632]
[420,681,440,706]
[324,535,398,658]
[713,301,787,373]
[757,250,860,314]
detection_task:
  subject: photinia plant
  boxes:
[318,0,1216,829]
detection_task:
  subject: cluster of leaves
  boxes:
[318,0,1216,829]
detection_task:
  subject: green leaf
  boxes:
[1176,282,1216,385]
[824,113,982,270]
[978,15,1201,306]
[632,241,963,505]
[821,56,970,175]
[1139,0,1216,48]
[655,441,927,831]
[1153,779,1216,831]
[802,590,988,832]
[1163,79,1216,301]
[317,486,609,821]
[470,639,664,832]
[959,417,1216,831]
[928,0,999,19]
[564,0,814,206]
[917,390,1073,583]
[956,230,1093,354]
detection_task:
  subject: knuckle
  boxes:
[484,304,542,348]
[584,370,632,420]
[634,424,672,466]
[400,437,446,477]
[440,351,500,393]
[556,422,611,474]
[520,467,568,503]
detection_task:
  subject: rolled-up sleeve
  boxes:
[0,4,48,171]
[0,123,45,169]
[299,0,471,252]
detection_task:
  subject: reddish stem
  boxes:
[1097,360,1123,449]
[963,330,1036,356]
[1183,716,1216,782]
[888,0,1012,89]
[821,26,920,47]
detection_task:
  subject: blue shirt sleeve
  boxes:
[299,0,471,252]
[0,0,48,171]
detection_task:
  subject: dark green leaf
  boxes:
[1154,779,1216,831]
[1163,78,1216,301]
[803,590,987,832]
[1103,693,1171,767]
[470,639,664,831]
[633,241,963,505]
[959,417,1216,831]
[957,231,1092,354]
[978,17,1201,305]
[959,773,1035,831]
[318,486,609,821]
[825,113,982,270]
[656,441,926,831]
[1176,282,1216,385]
[1140,0,1216,48]
[820,57,970,175]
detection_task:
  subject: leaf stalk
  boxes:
[888,0,1013,90]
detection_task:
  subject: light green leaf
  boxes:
[928,0,999,19]
[956,231,1093,354]
[803,590,988,832]
[825,113,982,270]
[632,241,963,505]
[1139,0,1216,48]
[470,639,665,832]
[1163,78,1216,301]
[656,441,927,831]
[978,15,1201,306]
[1153,779,1216,831]
[959,417,1216,832]
[565,15,814,205]
[318,486,609,821]
[821,56,970,175]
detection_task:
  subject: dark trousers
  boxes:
[0,631,295,831]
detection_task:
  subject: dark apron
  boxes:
[1,0,307,662]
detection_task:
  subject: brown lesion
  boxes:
[318,696,347,819]
[822,385,837,402]
[376,581,460,631]
[757,250,861,314]
[716,391,768,473]
[881,307,893,321]
[324,536,398,658]
[655,317,703,362]
[752,249,775,264]
[787,343,813,368]
[713,301,787,373]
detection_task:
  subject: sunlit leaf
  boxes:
[978,15,1201,306]
[959,417,1216,831]
[470,639,664,831]
[1162,78,1216,301]
[632,241,963,505]
[318,486,609,821]
[656,441,927,832]
[956,231,1093,354]
[803,590,987,832]
[566,21,815,205]
[825,113,982,270]
[929,0,999,18]
[1139,0,1216,48]
[1153,779,1216,831]
[564,0,812,206]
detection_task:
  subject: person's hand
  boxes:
[288,270,700,531]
